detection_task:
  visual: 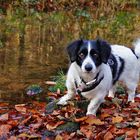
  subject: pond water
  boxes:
[0,9,140,104]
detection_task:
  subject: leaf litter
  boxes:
[0,88,140,139]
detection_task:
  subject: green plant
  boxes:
[116,84,125,94]
[48,70,66,92]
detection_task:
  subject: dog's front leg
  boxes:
[86,97,104,116]
[108,85,116,98]
[57,87,75,105]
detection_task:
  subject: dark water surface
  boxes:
[0,10,140,104]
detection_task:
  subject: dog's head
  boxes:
[67,39,111,73]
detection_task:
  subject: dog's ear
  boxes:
[67,39,83,62]
[96,39,111,64]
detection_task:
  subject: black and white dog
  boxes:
[57,39,140,115]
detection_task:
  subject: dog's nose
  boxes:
[85,64,93,72]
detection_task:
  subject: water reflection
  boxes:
[0,18,69,103]
[0,10,140,103]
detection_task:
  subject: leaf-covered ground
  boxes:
[0,89,140,139]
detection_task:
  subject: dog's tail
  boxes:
[133,38,140,58]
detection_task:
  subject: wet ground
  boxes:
[0,9,140,104]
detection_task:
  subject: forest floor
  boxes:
[0,86,140,140]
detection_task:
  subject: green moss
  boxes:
[56,121,80,132]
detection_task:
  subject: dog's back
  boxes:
[109,39,140,102]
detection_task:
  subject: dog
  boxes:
[57,39,140,115]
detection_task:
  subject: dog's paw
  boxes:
[127,94,135,103]
[108,91,115,98]
[57,99,68,106]
[127,98,135,103]
[86,111,96,116]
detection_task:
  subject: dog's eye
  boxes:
[79,53,85,59]
[93,53,99,59]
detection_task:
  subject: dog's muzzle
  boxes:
[85,64,93,72]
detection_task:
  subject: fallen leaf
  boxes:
[7,120,18,128]
[0,102,9,107]
[115,129,127,135]
[20,116,32,125]
[0,113,8,121]
[85,115,104,125]
[47,92,58,98]
[55,134,63,140]
[135,96,140,102]
[95,131,105,139]
[30,123,42,131]
[108,125,117,134]
[0,124,12,136]
[126,129,137,138]
[138,128,140,137]
[15,104,26,113]
[104,131,114,140]
[74,116,88,122]
[102,108,114,115]
[8,136,17,140]
[80,125,94,139]
[17,133,41,139]
[112,116,123,123]
[46,121,65,131]
[100,113,111,119]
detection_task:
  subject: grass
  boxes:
[48,70,66,92]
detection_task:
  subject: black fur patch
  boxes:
[108,54,117,81]
[108,55,125,84]
[130,48,138,59]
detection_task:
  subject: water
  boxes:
[0,9,140,104]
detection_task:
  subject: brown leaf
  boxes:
[0,124,12,136]
[55,134,63,140]
[95,131,105,140]
[104,131,114,140]
[47,92,58,98]
[85,115,104,125]
[0,113,8,121]
[0,103,9,114]
[46,121,65,131]
[7,120,18,127]
[112,116,123,123]
[126,129,138,138]
[100,113,111,119]
[108,125,117,134]
[15,104,27,113]
[115,129,127,135]
[74,116,88,122]
[8,136,17,140]
[20,116,32,125]
[138,128,140,137]
[80,125,94,139]
[102,108,114,115]
[17,133,41,139]
[30,123,42,131]
[0,102,9,107]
